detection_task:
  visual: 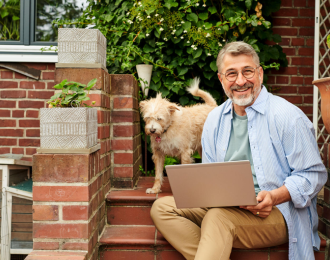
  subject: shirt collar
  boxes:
[222,85,268,116]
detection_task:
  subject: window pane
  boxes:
[35,0,89,42]
[0,0,20,41]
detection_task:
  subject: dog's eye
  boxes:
[157,118,162,121]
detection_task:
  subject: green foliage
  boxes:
[164,156,180,169]
[139,165,155,176]
[54,0,287,105]
[47,78,97,108]
[0,0,20,41]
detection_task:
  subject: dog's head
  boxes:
[139,93,180,136]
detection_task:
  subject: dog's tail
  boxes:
[186,77,217,107]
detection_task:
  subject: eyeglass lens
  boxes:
[225,67,256,82]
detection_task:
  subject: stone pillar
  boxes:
[110,75,142,188]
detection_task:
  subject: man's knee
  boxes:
[150,196,174,221]
[203,208,236,232]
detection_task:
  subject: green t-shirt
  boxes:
[224,111,261,195]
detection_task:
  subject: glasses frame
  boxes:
[220,66,260,82]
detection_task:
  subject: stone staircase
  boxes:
[99,177,327,260]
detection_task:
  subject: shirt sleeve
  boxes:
[201,118,215,164]
[283,117,327,208]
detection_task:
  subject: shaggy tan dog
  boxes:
[139,78,217,194]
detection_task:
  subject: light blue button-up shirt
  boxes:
[201,86,327,260]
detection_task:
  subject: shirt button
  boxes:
[250,126,252,128]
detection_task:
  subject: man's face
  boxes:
[217,54,264,109]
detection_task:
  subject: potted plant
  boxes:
[39,78,98,150]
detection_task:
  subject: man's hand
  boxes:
[240,185,291,218]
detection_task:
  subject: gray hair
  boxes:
[216,41,260,73]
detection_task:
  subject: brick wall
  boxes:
[110,75,142,189]
[267,0,315,123]
[0,63,55,161]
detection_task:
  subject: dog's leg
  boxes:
[146,152,165,194]
[181,149,194,164]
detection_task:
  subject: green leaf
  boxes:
[12,15,20,21]
[179,96,189,106]
[159,87,170,97]
[193,48,203,59]
[177,67,189,76]
[203,71,214,80]
[238,23,246,34]
[268,47,279,60]
[49,93,61,102]
[182,21,191,31]
[262,21,271,29]
[248,39,257,45]
[223,9,235,20]
[245,0,252,9]
[204,22,212,29]
[208,6,217,14]
[87,78,97,90]
[272,34,281,43]
[252,44,260,52]
[187,13,198,24]
[143,44,154,53]
[210,61,218,72]
[198,13,208,21]
[149,81,161,91]
[222,24,229,31]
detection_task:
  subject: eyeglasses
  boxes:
[220,66,260,82]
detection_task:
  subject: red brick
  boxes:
[0,100,16,108]
[19,138,40,146]
[278,37,290,46]
[19,100,45,108]
[307,0,315,7]
[113,97,135,109]
[111,139,133,150]
[33,205,59,221]
[98,125,110,139]
[291,38,304,46]
[42,72,55,80]
[48,64,55,70]
[12,110,24,117]
[0,147,10,154]
[12,148,24,154]
[108,207,153,225]
[269,251,289,260]
[0,110,10,117]
[19,119,40,127]
[25,251,86,260]
[85,93,102,107]
[291,57,314,66]
[299,67,314,75]
[304,96,313,104]
[26,148,37,155]
[276,76,290,84]
[33,223,88,239]
[300,8,315,17]
[271,67,298,75]
[306,38,314,46]
[293,0,306,7]
[292,18,314,27]
[47,81,55,89]
[1,90,26,98]
[102,251,154,260]
[63,206,88,220]
[28,91,54,99]
[33,186,89,202]
[110,74,137,96]
[281,96,302,104]
[297,105,313,114]
[299,27,314,36]
[298,87,313,94]
[273,9,298,17]
[271,86,297,94]
[15,73,27,79]
[114,153,133,164]
[281,0,293,7]
[111,111,139,123]
[26,110,39,118]
[272,18,291,26]
[0,119,16,127]
[273,28,298,36]
[20,81,45,89]
[1,71,13,79]
[298,48,314,56]
[304,77,313,85]
[33,242,59,250]
[157,251,185,260]
[62,242,88,251]
[0,81,18,88]
[26,129,40,137]
[291,77,304,84]
[0,138,17,146]
[282,48,295,56]
[0,129,23,137]
[113,167,133,178]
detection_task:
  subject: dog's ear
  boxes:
[168,105,180,114]
[139,101,147,110]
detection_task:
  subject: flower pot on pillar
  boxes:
[136,64,153,97]
[312,77,330,133]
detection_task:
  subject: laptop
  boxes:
[165,161,258,209]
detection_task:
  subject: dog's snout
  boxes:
[150,128,156,133]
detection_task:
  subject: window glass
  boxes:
[0,0,20,41]
[35,0,89,42]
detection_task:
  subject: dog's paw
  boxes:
[146,188,162,194]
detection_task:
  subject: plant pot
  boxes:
[136,64,153,97]
[40,107,97,149]
[312,77,330,134]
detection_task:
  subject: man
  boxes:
[150,41,327,260]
